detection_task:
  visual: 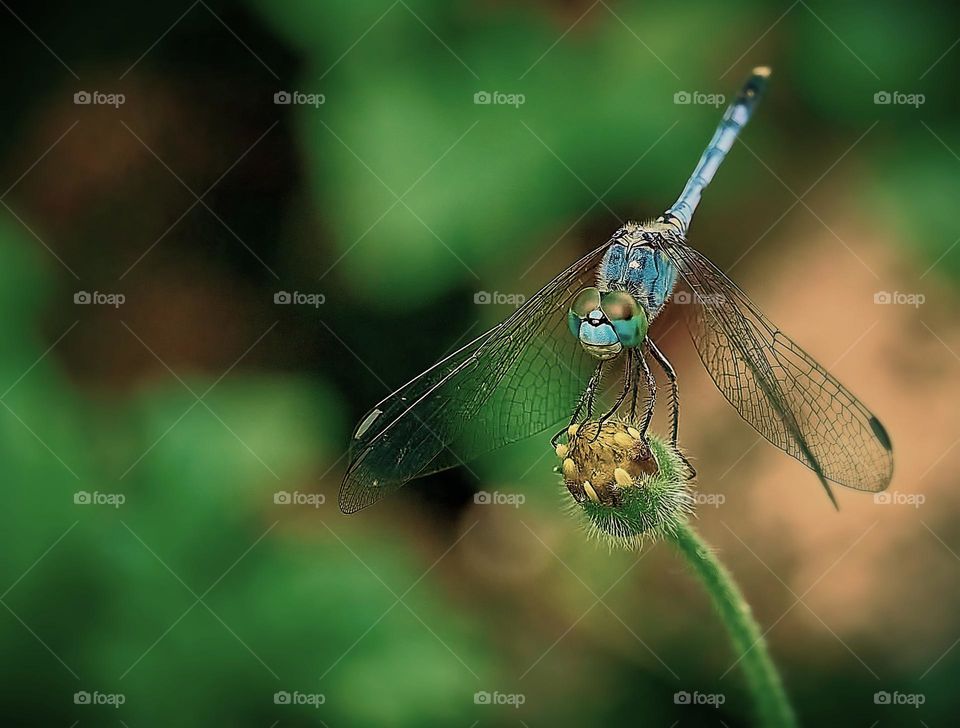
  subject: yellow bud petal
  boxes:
[567,424,579,438]
[614,467,633,487]
[562,458,578,479]
[627,426,643,440]
[613,432,634,449]
[555,443,568,459]
[583,481,600,503]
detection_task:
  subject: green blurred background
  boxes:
[2,0,958,725]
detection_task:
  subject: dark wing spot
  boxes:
[869,416,892,451]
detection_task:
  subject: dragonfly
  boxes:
[339,66,893,514]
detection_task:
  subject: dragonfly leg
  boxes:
[583,361,604,420]
[637,346,657,439]
[629,349,641,421]
[552,361,604,447]
[647,339,679,445]
[647,338,696,478]
[594,350,635,438]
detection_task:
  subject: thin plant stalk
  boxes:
[560,426,796,726]
[669,522,797,728]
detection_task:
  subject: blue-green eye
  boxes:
[610,316,646,347]
[599,291,639,321]
[568,287,601,338]
[600,291,648,347]
[571,288,601,317]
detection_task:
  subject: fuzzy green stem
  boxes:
[670,522,796,728]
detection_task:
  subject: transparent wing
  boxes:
[339,242,609,513]
[654,235,893,496]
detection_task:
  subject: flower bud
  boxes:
[557,420,693,549]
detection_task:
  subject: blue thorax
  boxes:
[597,232,678,320]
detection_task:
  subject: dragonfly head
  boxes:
[567,287,648,360]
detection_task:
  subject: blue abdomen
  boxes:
[598,243,677,320]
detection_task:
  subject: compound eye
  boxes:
[570,287,601,318]
[600,291,648,347]
[599,291,640,321]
